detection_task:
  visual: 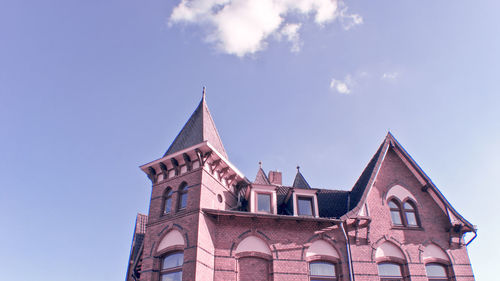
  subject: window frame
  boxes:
[177,182,188,211]
[425,263,449,281]
[163,187,173,215]
[297,196,315,217]
[402,199,420,227]
[160,251,183,281]
[377,262,404,281]
[388,197,421,228]
[388,199,404,226]
[256,192,273,213]
[309,260,337,281]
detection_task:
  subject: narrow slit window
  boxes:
[164,188,173,214]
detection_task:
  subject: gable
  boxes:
[344,133,474,232]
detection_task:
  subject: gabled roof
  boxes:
[254,167,270,185]
[292,167,311,189]
[345,132,474,231]
[164,90,228,159]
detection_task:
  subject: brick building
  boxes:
[126,90,477,281]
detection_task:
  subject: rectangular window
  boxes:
[257,193,271,213]
[297,196,314,216]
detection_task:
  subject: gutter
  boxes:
[340,222,355,281]
[465,226,478,246]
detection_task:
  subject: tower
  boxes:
[130,90,246,281]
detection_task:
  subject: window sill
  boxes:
[391,225,424,231]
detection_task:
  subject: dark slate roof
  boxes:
[348,139,387,213]
[276,185,290,206]
[254,168,270,185]
[292,170,311,189]
[164,93,228,159]
[317,189,350,218]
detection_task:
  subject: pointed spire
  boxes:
[163,88,228,159]
[254,162,270,185]
[293,166,311,189]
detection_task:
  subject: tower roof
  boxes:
[164,89,228,159]
[292,166,311,189]
[254,163,270,185]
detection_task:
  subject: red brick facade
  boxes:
[126,94,476,281]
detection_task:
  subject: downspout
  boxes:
[340,222,355,281]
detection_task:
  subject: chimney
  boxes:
[268,171,282,185]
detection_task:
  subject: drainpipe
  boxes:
[340,222,355,281]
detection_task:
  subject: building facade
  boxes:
[126,91,477,281]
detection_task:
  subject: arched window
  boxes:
[177,182,188,210]
[163,188,173,214]
[235,235,271,281]
[378,262,403,281]
[310,261,337,281]
[426,263,448,281]
[161,252,183,281]
[402,200,419,227]
[388,199,403,226]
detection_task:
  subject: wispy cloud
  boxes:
[381,72,399,80]
[169,0,362,57]
[330,74,353,94]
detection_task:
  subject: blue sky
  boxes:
[1,0,498,280]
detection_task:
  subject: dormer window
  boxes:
[297,196,314,216]
[257,193,272,213]
[249,185,278,215]
[290,189,319,217]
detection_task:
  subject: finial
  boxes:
[202,86,206,100]
[259,161,262,168]
[296,165,300,172]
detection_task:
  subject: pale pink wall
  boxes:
[375,241,405,260]
[157,229,185,252]
[306,240,340,258]
[235,236,271,255]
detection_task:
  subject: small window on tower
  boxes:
[297,196,314,216]
[178,182,188,210]
[164,188,173,214]
[257,193,272,213]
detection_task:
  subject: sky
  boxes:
[1,0,499,280]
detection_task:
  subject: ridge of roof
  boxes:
[254,167,270,185]
[164,90,228,159]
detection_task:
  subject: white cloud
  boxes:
[278,23,302,52]
[330,74,353,94]
[169,0,362,57]
[382,72,399,80]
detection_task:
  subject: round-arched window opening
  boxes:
[217,194,223,203]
